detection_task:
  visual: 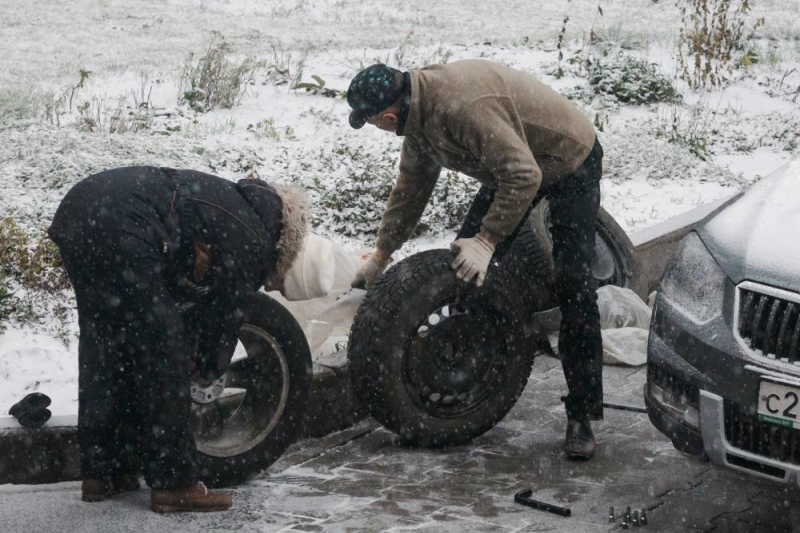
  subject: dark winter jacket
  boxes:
[48,166,307,379]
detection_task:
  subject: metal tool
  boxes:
[559,396,647,414]
[603,402,648,414]
[514,489,571,517]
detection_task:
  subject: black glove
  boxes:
[9,392,52,429]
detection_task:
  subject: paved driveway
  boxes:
[1,355,797,532]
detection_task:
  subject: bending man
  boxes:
[347,60,604,459]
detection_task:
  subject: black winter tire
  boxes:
[512,202,648,306]
[194,292,312,488]
[497,214,558,313]
[348,250,532,447]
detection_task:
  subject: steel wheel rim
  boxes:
[193,323,290,458]
[402,295,511,419]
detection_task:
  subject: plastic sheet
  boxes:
[597,285,652,366]
[306,290,366,357]
[597,285,652,330]
[282,233,361,301]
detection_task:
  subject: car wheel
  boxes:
[519,201,648,303]
[193,292,312,488]
[348,249,533,447]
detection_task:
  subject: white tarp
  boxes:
[597,285,652,366]
[275,233,367,357]
[282,233,362,301]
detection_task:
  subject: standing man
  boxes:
[347,59,604,459]
[48,167,307,510]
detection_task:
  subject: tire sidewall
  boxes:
[351,250,532,447]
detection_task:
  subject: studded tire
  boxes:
[348,249,535,447]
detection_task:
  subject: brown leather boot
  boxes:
[82,475,141,502]
[151,482,232,513]
[563,419,596,460]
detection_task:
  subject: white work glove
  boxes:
[450,234,495,287]
[351,254,391,290]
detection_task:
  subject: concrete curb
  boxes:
[0,416,80,485]
[0,355,360,485]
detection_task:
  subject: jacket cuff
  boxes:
[478,228,505,248]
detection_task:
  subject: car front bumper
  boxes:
[647,290,800,486]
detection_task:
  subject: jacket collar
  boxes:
[395,72,412,136]
[397,70,421,137]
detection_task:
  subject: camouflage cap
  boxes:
[346,64,405,129]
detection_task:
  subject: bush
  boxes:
[179,34,260,112]
[0,218,70,295]
[305,144,396,238]
[587,54,681,105]
[0,274,13,326]
[0,218,71,330]
[75,95,154,134]
[678,0,765,91]
[655,102,712,161]
[284,142,478,241]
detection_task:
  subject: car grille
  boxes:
[738,285,800,365]
[724,400,800,466]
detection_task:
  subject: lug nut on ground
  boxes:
[607,505,648,527]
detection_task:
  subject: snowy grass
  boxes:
[1,0,799,413]
[0,89,49,124]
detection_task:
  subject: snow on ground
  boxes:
[0,323,79,416]
[1,0,799,416]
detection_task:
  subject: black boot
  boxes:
[563,419,596,460]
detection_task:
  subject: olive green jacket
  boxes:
[375,59,596,254]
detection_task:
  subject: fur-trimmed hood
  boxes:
[271,183,309,283]
[235,178,309,288]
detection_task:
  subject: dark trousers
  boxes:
[457,139,604,421]
[49,171,199,489]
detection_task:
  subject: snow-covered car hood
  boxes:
[700,158,800,290]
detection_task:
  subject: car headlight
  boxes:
[660,232,727,323]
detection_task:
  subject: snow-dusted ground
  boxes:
[1,0,799,416]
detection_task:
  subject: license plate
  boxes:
[758,380,800,429]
